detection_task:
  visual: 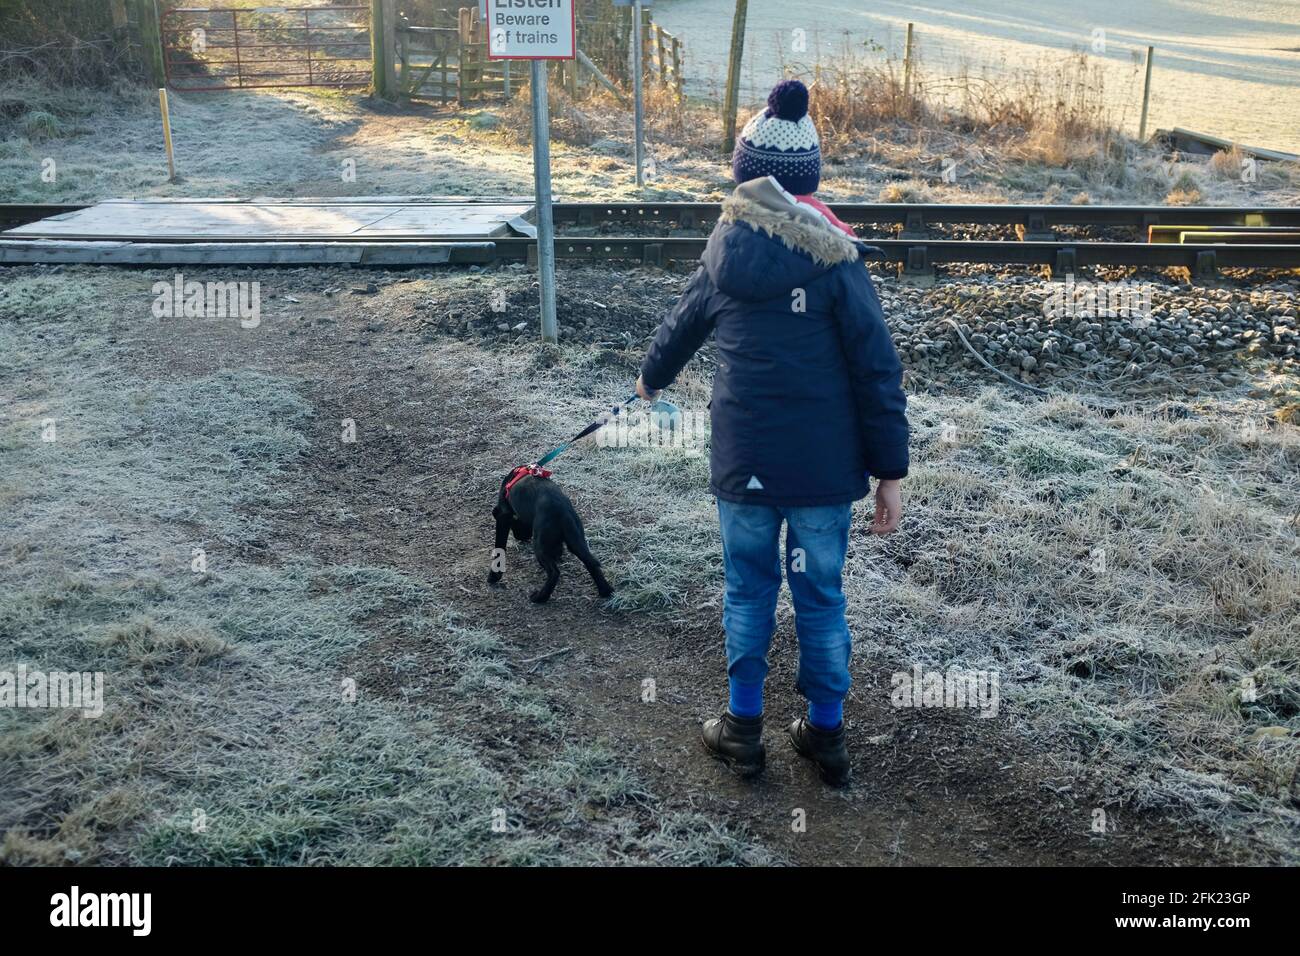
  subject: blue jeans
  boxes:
[716,499,853,706]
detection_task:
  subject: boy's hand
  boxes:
[636,375,661,403]
[871,479,903,535]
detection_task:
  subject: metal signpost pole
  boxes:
[633,0,644,187]
[486,0,574,344]
[531,60,558,344]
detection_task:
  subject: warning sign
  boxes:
[485,0,576,60]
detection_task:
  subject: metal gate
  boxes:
[162,5,371,91]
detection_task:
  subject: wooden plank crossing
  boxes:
[3,198,1298,272]
[0,239,495,266]
[4,197,535,243]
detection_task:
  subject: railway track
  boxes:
[2,202,1299,274]
[8,202,1299,231]
[550,201,1300,233]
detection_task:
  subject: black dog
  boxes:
[488,466,614,604]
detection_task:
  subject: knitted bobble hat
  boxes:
[731,79,821,195]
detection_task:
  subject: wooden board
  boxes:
[4,198,535,242]
[0,239,496,265]
[71,195,533,205]
[1155,127,1300,163]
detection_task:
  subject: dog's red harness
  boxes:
[504,463,552,499]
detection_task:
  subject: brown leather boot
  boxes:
[788,716,850,786]
[701,711,765,777]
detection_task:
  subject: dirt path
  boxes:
[116,275,1243,866]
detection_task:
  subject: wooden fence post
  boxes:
[656,25,667,86]
[641,6,653,80]
[442,43,451,105]
[902,22,914,102]
[458,41,471,106]
[671,36,682,98]
[721,0,749,154]
[130,0,166,87]
[457,6,480,106]
[397,24,409,93]
[370,0,389,97]
[1138,46,1155,141]
[158,87,176,181]
[382,0,398,96]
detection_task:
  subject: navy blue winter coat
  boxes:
[640,177,909,507]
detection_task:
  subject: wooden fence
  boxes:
[395,6,518,104]
[396,24,457,102]
[643,14,683,99]
[393,3,683,106]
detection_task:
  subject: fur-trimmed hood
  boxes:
[704,176,870,302]
[721,176,861,265]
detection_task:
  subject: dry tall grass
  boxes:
[796,46,1128,171]
[508,40,1227,204]
[496,68,716,154]
[1209,144,1247,180]
[0,0,146,85]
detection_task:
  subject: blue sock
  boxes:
[808,700,843,730]
[728,678,764,718]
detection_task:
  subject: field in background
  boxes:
[4,56,1297,212]
[655,0,1300,155]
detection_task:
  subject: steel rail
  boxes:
[550,202,1300,231]
[447,237,1300,271]
[6,228,1297,264]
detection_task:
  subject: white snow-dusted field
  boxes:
[654,0,1300,153]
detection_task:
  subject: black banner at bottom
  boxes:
[0,865,1290,940]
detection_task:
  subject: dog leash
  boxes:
[535,391,640,467]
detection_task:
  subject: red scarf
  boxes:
[794,194,857,238]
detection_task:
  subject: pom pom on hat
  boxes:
[766,79,809,121]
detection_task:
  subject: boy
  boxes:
[636,80,909,786]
